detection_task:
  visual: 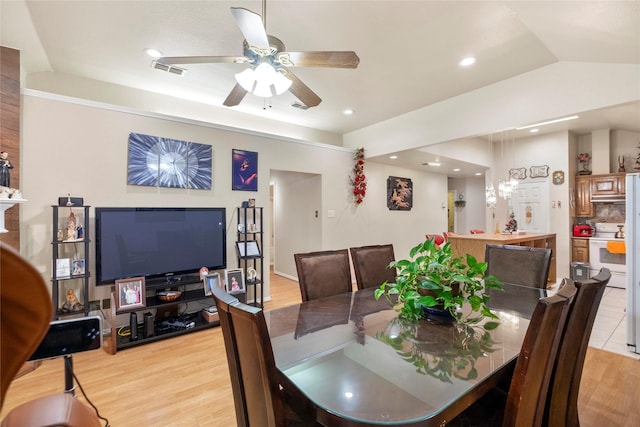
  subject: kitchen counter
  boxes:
[447,232,556,286]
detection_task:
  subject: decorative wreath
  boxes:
[351,147,367,205]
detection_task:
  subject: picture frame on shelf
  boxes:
[203,272,221,297]
[248,198,256,208]
[71,259,85,276]
[56,258,71,278]
[225,268,245,294]
[115,276,146,312]
[236,240,261,258]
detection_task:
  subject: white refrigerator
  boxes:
[627,173,639,354]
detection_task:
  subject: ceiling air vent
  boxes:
[289,102,309,110]
[151,61,186,76]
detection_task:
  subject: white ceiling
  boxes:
[2,0,640,175]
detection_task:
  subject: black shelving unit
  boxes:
[51,205,91,319]
[237,206,264,307]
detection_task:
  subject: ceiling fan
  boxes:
[156,1,360,108]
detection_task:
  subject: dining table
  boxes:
[265,283,546,426]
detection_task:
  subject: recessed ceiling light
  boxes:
[530,128,539,133]
[343,109,354,115]
[144,48,163,58]
[516,115,579,130]
[475,172,482,176]
[453,168,461,172]
[459,57,476,67]
[389,155,398,159]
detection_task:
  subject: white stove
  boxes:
[589,222,626,288]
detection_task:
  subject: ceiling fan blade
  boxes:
[281,51,360,68]
[230,7,269,49]
[157,55,244,65]
[223,83,248,107]
[285,70,322,108]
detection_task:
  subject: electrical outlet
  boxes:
[89,300,101,311]
[102,298,110,309]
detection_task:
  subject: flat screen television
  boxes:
[95,207,226,285]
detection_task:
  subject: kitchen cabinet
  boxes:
[575,175,594,217]
[591,173,626,197]
[571,238,589,263]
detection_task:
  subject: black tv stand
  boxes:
[146,274,200,289]
[107,274,245,354]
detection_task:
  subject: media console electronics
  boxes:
[95,207,226,285]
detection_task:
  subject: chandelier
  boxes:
[485,135,496,209]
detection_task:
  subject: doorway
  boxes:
[270,170,322,279]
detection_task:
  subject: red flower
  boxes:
[351,148,367,205]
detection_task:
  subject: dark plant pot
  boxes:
[422,305,456,323]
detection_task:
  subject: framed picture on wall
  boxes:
[232,149,258,191]
[387,176,413,210]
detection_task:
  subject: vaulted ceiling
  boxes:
[2,1,639,175]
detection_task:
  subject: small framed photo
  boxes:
[56,258,71,278]
[236,240,261,258]
[203,272,221,297]
[225,268,245,294]
[248,198,256,208]
[115,277,146,312]
[72,259,85,276]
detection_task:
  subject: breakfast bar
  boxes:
[447,232,556,286]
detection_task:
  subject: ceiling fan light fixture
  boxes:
[253,78,274,98]
[235,68,256,92]
[272,70,292,95]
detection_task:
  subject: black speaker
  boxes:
[143,312,155,338]
[130,312,138,341]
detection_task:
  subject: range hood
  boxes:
[590,194,625,204]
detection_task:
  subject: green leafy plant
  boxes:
[374,237,503,324]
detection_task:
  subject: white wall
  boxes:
[488,131,572,280]
[20,93,449,306]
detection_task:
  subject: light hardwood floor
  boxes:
[1,273,639,426]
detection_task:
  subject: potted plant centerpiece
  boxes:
[374,237,503,325]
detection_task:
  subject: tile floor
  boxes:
[589,286,640,360]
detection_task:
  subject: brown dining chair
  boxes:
[0,242,102,427]
[294,249,352,301]
[211,286,319,427]
[485,244,552,289]
[448,278,577,427]
[349,244,396,290]
[545,268,611,427]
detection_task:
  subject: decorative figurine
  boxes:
[66,210,77,240]
[618,155,626,173]
[505,212,518,233]
[0,151,13,188]
[61,288,84,312]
